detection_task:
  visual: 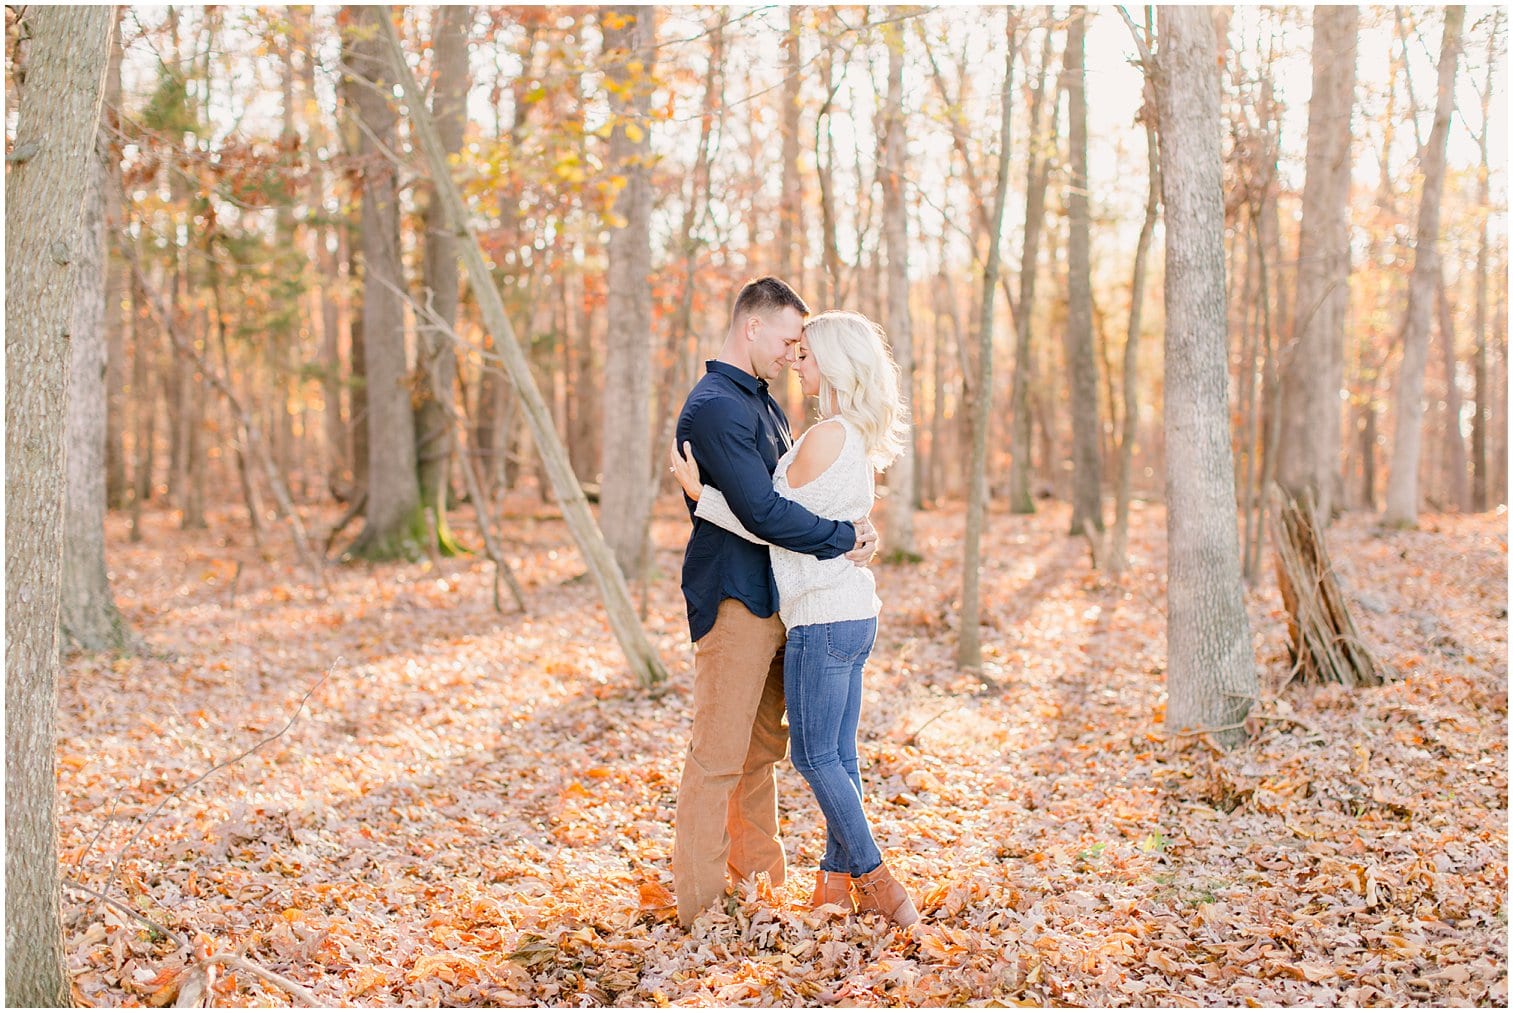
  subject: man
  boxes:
[670,276,877,928]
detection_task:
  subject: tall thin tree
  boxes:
[1063,7,1104,554]
[958,11,1017,671]
[880,16,917,557]
[600,5,658,579]
[415,4,472,555]
[1109,7,1160,576]
[5,8,114,1004]
[1279,5,1357,523]
[345,5,425,559]
[1153,5,1256,746]
[1384,6,1465,527]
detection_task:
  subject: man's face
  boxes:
[747,306,805,382]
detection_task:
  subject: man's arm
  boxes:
[685,398,855,558]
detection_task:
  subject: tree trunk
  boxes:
[958,12,1016,672]
[293,7,349,502]
[379,15,668,687]
[1437,278,1470,510]
[103,10,129,511]
[1063,8,1104,554]
[880,18,916,558]
[340,20,369,499]
[1008,30,1056,517]
[1384,6,1464,527]
[345,5,424,560]
[5,8,113,1005]
[1155,4,1256,747]
[128,236,156,541]
[1278,5,1356,524]
[415,4,471,556]
[1471,13,1499,512]
[1110,35,1159,576]
[600,4,657,579]
[779,7,803,287]
[62,112,131,653]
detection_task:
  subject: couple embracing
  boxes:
[667,276,920,932]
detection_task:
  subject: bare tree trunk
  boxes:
[1110,23,1159,576]
[1154,5,1256,747]
[103,10,129,511]
[1471,13,1499,512]
[379,15,668,687]
[346,5,424,560]
[340,20,369,499]
[600,4,657,579]
[5,9,112,1005]
[62,108,131,653]
[128,235,156,542]
[1437,277,1470,510]
[779,7,803,286]
[1279,5,1357,524]
[415,4,471,556]
[293,7,349,501]
[1384,6,1464,527]
[1009,29,1055,517]
[880,17,916,557]
[816,39,841,311]
[1063,7,1103,556]
[958,12,1016,671]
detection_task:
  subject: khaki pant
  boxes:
[672,598,789,927]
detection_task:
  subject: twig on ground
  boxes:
[101,663,339,898]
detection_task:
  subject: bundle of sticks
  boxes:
[1269,485,1385,688]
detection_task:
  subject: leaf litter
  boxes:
[59,498,1507,1006]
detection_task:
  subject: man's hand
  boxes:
[845,516,878,565]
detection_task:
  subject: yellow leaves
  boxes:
[407,952,482,986]
[622,121,645,144]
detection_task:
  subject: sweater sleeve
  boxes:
[693,487,770,546]
[685,397,855,557]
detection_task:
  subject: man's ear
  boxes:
[745,314,761,341]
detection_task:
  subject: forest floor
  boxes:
[59,494,1507,1007]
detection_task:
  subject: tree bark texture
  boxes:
[1384,6,1464,527]
[5,7,113,1006]
[1062,8,1104,547]
[62,117,131,652]
[600,4,657,579]
[1279,5,1357,524]
[1155,5,1256,747]
[1008,30,1055,516]
[416,4,471,556]
[958,13,1016,671]
[103,11,129,510]
[880,19,916,556]
[346,5,424,559]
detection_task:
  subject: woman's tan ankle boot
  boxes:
[809,870,855,914]
[852,862,920,928]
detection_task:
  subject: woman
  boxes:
[670,310,919,929]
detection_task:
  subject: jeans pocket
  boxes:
[824,620,874,664]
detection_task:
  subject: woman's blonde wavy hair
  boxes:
[803,310,911,472]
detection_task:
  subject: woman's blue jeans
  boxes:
[784,617,884,877]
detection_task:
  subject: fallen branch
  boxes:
[101,664,338,898]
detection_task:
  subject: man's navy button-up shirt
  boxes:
[675,360,856,643]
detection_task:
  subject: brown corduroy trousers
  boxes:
[671,598,790,928]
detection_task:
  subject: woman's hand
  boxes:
[669,440,703,502]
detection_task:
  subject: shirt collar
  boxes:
[706,359,767,396]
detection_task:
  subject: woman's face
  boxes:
[795,333,822,399]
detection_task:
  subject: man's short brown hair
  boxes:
[730,276,809,328]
